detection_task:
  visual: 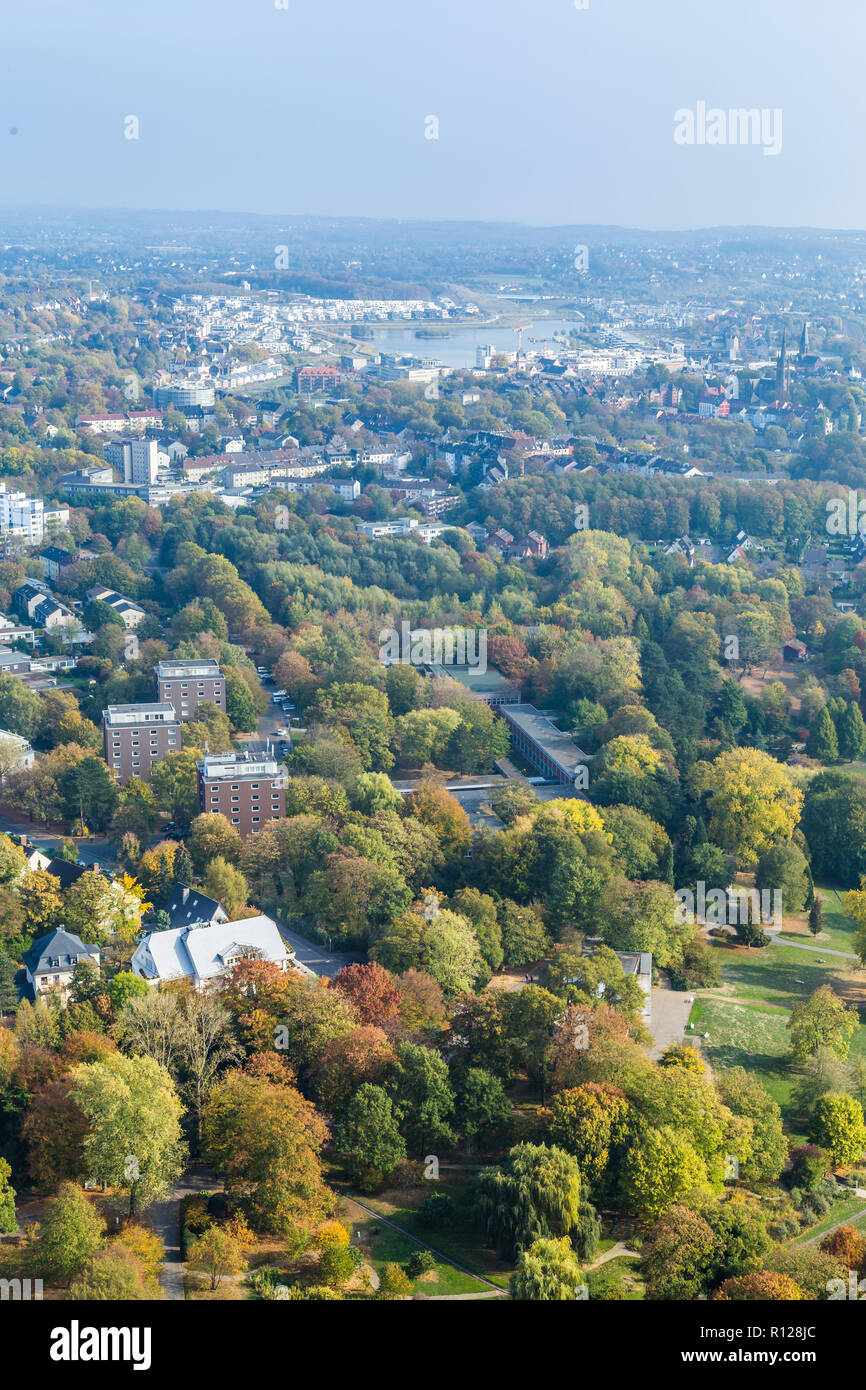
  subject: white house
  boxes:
[23,928,100,1001]
[131,914,312,990]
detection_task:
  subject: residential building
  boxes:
[294,365,345,393]
[197,748,287,836]
[40,545,76,582]
[0,728,34,777]
[103,703,181,783]
[102,436,159,486]
[23,929,100,1002]
[160,884,228,931]
[0,483,44,543]
[14,579,77,631]
[86,586,145,630]
[131,914,306,990]
[156,659,225,718]
[356,517,449,543]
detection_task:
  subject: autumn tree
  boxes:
[330,961,402,1027]
[202,1068,332,1246]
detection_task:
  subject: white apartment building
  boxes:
[102,437,159,486]
[0,483,45,543]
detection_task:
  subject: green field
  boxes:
[708,938,856,1009]
[688,996,795,1113]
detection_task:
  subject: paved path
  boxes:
[587,1240,638,1270]
[648,980,694,1059]
[801,1200,866,1247]
[148,1168,221,1301]
[765,928,858,961]
[344,1196,506,1296]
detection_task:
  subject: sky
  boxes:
[0,0,863,229]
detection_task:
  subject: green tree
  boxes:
[333,1083,406,1191]
[808,897,824,938]
[456,1068,511,1151]
[642,1203,720,1300]
[0,673,43,739]
[509,1236,585,1301]
[618,1125,710,1222]
[389,1041,456,1154]
[809,1092,866,1168]
[149,751,200,826]
[474,1142,582,1260]
[807,707,839,763]
[548,1083,631,1196]
[788,985,858,1063]
[0,1156,16,1233]
[715,1068,786,1183]
[755,841,809,914]
[202,857,249,918]
[72,1053,186,1216]
[107,970,150,1014]
[224,669,260,733]
[837,702,866,762]
[28,1182,103,1285]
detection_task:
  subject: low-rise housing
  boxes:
[131,914,306,989]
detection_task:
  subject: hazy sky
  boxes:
[1,0,863,228]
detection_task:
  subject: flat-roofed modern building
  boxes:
[197,747,286,836]
[499,704,591,785]
[156,659,225,719]
[103,702,181,783]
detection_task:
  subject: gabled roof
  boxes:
[162,886,227,929]
[133,914,294,983]
[24,928,100,975]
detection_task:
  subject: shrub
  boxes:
[418,1192,454,1228]
[787,1144,829,1192]
[404,1249,436,1278]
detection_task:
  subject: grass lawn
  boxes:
[591,1255,645,1300]
[790,1196,866,1246]
[778,881,859,955]
[342,1177,513,1293]
[707,937,858,1010]
[689,996,796,1115]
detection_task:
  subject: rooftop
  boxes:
[156,659,221,679]
[103,702,179,726]
[500,704,590,780]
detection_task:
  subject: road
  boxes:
[278,922,359,979]
[0,807,119,868]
